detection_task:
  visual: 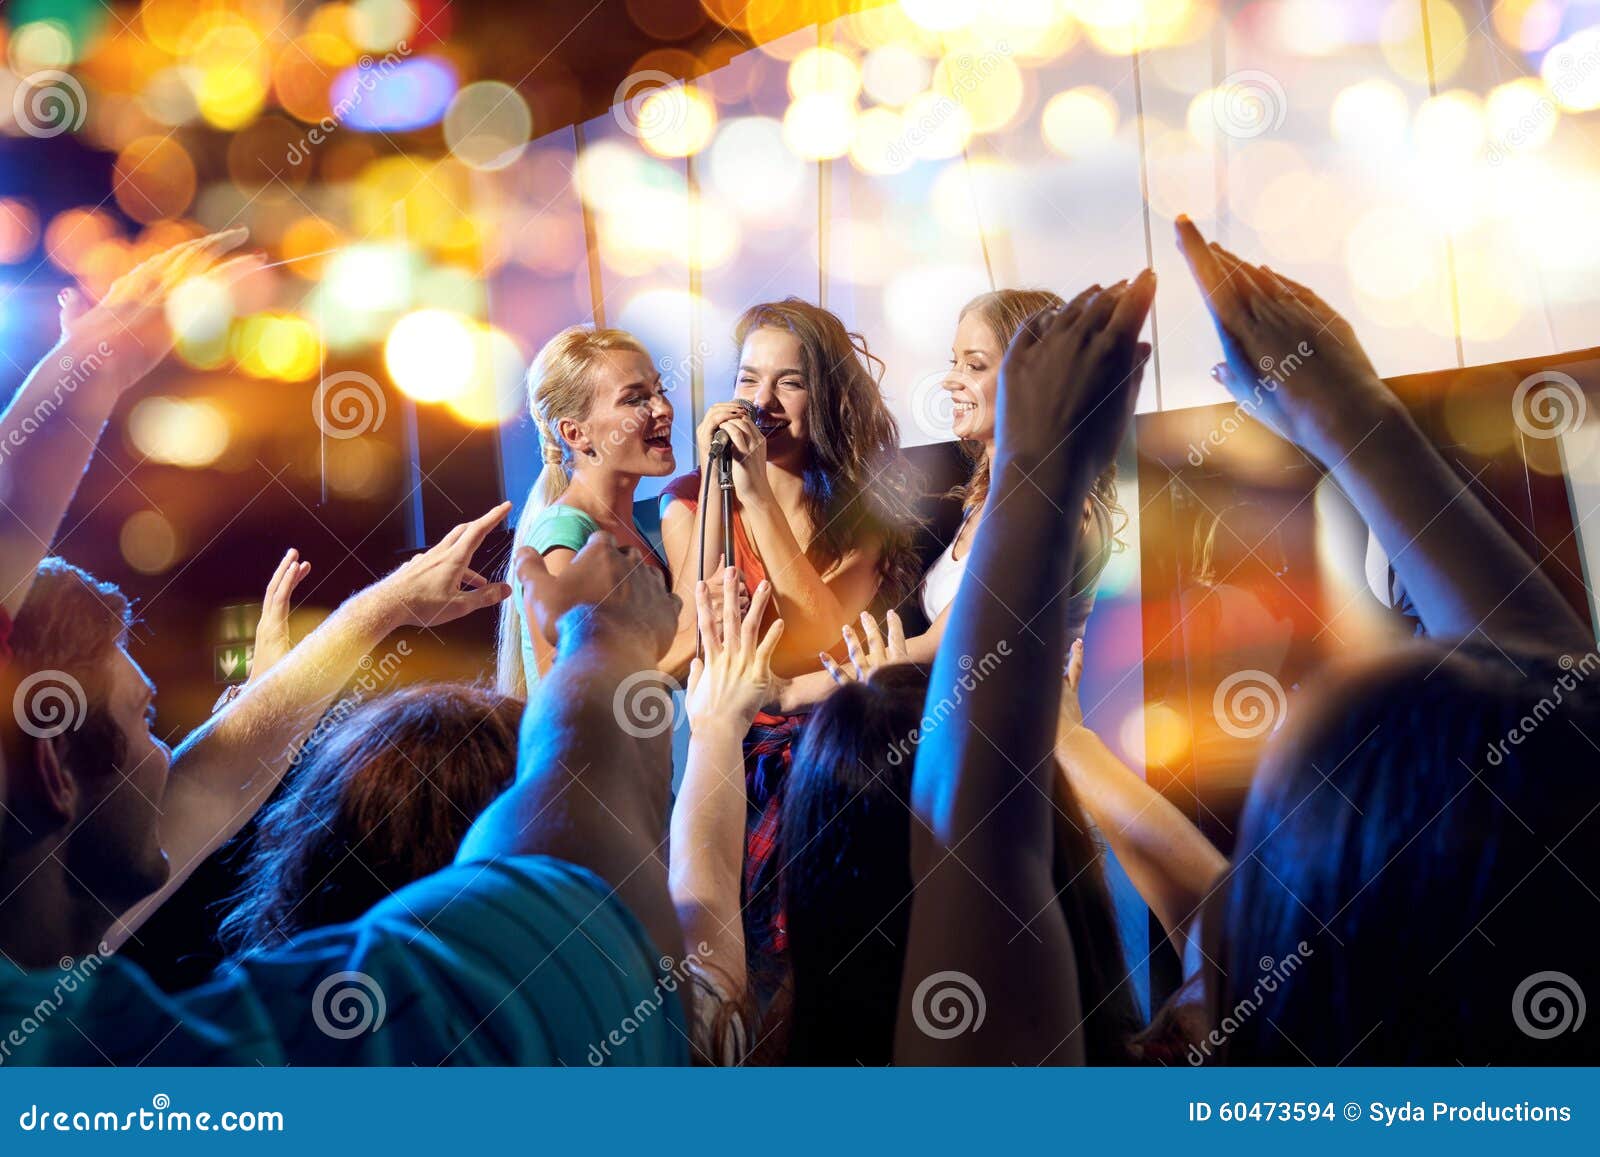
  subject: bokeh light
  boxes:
[635,84,717,158]
[708,116,806,216]
[789,46,862,102]
[782,91,856,160]
[1042,86,1119,156]
[385,308,479,402]
[127,397,230,467]
[1485,77,1559,154]
[1380,0,1469,86]
[0,199,40,263]
[120,509,180,574]
[1330,79,1410,150]
[445,80,533,170]
[861,43,931,107]
[1542,25,1600,112]
[1413,90,1486,163]
[113,136,197,223]
[932,49,1025,134]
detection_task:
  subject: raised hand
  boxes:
[705,558,751,622]
[721,415,770,503]
[246,549,312,684]
[685,567,782,734]
[370,502,514,630]
[822,609,908,685]
[516,531,680,659]
[1174,215,1394,458]
[1060,637,1086,733]
[994,271,1155,496]
[61,227,266,395]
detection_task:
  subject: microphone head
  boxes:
[710,397,764,457]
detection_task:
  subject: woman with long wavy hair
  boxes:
[660,297,920,993]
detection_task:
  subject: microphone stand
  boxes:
[717,446,735,577]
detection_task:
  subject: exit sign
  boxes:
[214,643,254,684]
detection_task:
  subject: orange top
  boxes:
[662,472,768,588]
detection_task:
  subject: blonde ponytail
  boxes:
[495,324,651,695]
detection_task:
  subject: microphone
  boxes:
[708,398,760,460]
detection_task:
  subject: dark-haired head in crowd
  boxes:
[0,560,164,967]
[1207,645,1598,1063]
[221,683,522,954]
[774,662,1142,1065]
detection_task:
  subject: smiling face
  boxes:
[945,310,1004,444]
[562,348,676,477]
[734,327,810,467]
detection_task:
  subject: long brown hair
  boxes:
[734,299,922,609]
[219,682,522,955]
[954,289,1123,534]
[769,663,1143,1063]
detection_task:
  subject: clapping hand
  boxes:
[515,531,680,660]
[370,502,514,630]
[1175,215,1395,458]
[821,609,908,685]
[686,567,783,734]
[61,227,267,395]
[994,272,1155,497]
[246,549,312,684]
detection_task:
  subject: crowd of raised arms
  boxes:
[0,215,1593,1067]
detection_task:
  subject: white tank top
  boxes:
[921,534,968,622]
[920,509,1109,643]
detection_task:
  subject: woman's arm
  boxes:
[522,546,575,680]
[655,494,748,682]
[738,498,882,670]
[896,275,1155,1065]
[1056,641,1225,965]
[1176,216,1590,654]
[772,603,950,712]
[669,571,782,1028]
[0,231,261,616]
